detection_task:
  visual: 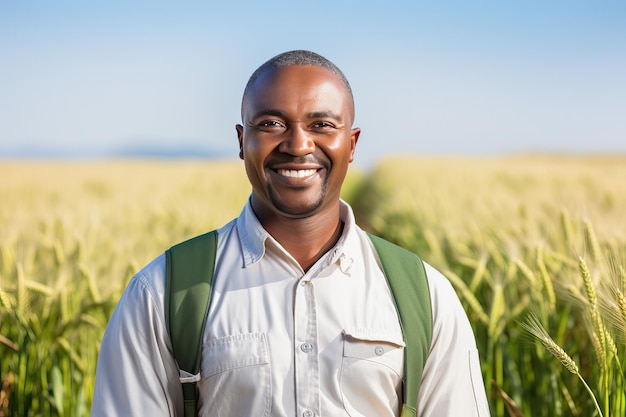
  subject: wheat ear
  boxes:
[521,314,604,417]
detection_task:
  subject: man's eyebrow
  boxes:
[307,111,343,121]
[249,109,287,120]
[249,110,344,122]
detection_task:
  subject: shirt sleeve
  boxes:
[91,255,183,417]
[417,263,491,417]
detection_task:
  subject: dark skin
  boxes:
[236,65,360,271]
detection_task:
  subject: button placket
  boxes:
[293,275,320,417]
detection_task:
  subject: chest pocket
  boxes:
[197,332,271,417]
[340,329,405,417]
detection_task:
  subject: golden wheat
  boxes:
[2,155,626,417]
[521,315,579,374]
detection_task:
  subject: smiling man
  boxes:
[237,62,360,271]
[91,50,491,417]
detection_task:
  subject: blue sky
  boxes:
[1,1,625,166]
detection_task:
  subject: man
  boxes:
[91,50,490,416]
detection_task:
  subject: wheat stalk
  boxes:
[560,208,575,248]
[583,219,602,264]
[514,258,537,289]
[521,314,604,417]
[444,269,489,325]
[488,282,506,339]
[617,290,626,325]
[580,256,597,309]
[0,334,18,351]
[537,246,556,313]
[521,315,578,374]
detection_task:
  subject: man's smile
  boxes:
[276,168,318,179]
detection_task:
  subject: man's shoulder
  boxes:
[125,253,167,301]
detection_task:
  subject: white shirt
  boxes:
[91,200,490,417]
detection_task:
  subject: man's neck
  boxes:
[253,203,344,272]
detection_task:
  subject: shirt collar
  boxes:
[238,199,271,266]
[237,198,359,270]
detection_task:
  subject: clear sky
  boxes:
[1,1,625,166]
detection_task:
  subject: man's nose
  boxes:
[279,125,315,156]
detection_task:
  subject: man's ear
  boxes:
[348,127,361,163]
[236,124,244,160]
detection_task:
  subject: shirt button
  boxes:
[300,342,313,353]
[375,346,385,356]
[303,411,314,417]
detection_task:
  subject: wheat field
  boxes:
[1,155,625,416]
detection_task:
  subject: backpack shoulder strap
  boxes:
[165,230,218,417]
[367,233,432,417]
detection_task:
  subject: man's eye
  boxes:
[259,120,282,128]
[312,121,334,129]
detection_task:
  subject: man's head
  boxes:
[241,50,355,122]
[236,50,360,221]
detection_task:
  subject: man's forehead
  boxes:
[243,65,354,114]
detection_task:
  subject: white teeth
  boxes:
[277,169,317,178]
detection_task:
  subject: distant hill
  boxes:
[0,143,234,159]
[111,143,233,159]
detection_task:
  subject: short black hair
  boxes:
[241,50,354,114]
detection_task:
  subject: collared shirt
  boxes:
[91,200,490,417]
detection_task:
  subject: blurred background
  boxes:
[2,3,626,416]
[1,0,625,167]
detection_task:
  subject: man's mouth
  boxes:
[276,168,318,178]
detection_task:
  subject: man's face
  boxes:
[237,65,360,219]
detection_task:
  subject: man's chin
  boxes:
[272,201,324,218]
[269,193,325,218]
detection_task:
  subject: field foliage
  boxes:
[1,155,625,416]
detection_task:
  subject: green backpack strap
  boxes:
[367,233,433,417]
[165,230,218,417]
